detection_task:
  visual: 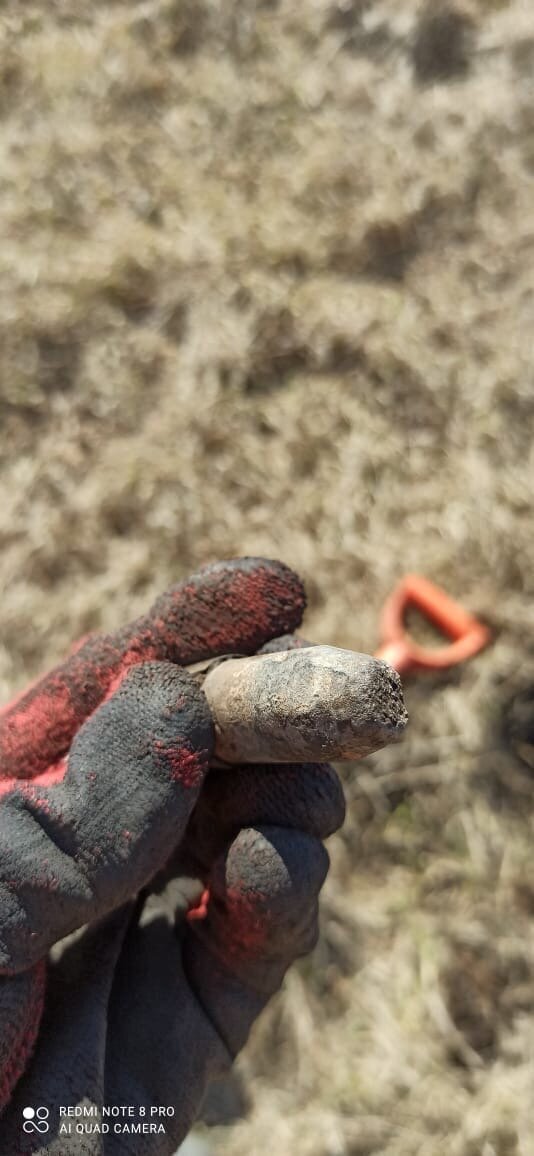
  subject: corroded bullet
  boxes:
[197,645,408,764]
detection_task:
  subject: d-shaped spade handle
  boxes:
[375,574,491,675]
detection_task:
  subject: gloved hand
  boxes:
[0,558,345,1155]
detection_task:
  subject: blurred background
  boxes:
[1,1,533,1153]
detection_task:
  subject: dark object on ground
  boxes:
[412,2,475,82]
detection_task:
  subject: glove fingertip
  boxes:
[182,827,328,1057]
[145,557,307,662]
[187,826,328,984]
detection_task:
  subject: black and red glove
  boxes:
[0,558,345,1154]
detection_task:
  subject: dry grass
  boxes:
[1,1,534,1153]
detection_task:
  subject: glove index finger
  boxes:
[0,558,305,780]
[140,557,306,664]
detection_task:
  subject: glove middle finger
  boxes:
[180,760,346,878]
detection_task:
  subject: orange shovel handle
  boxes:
[375,574,490,676]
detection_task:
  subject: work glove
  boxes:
[0,558,345,1154]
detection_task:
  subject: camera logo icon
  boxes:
[22,1106,50,1134]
